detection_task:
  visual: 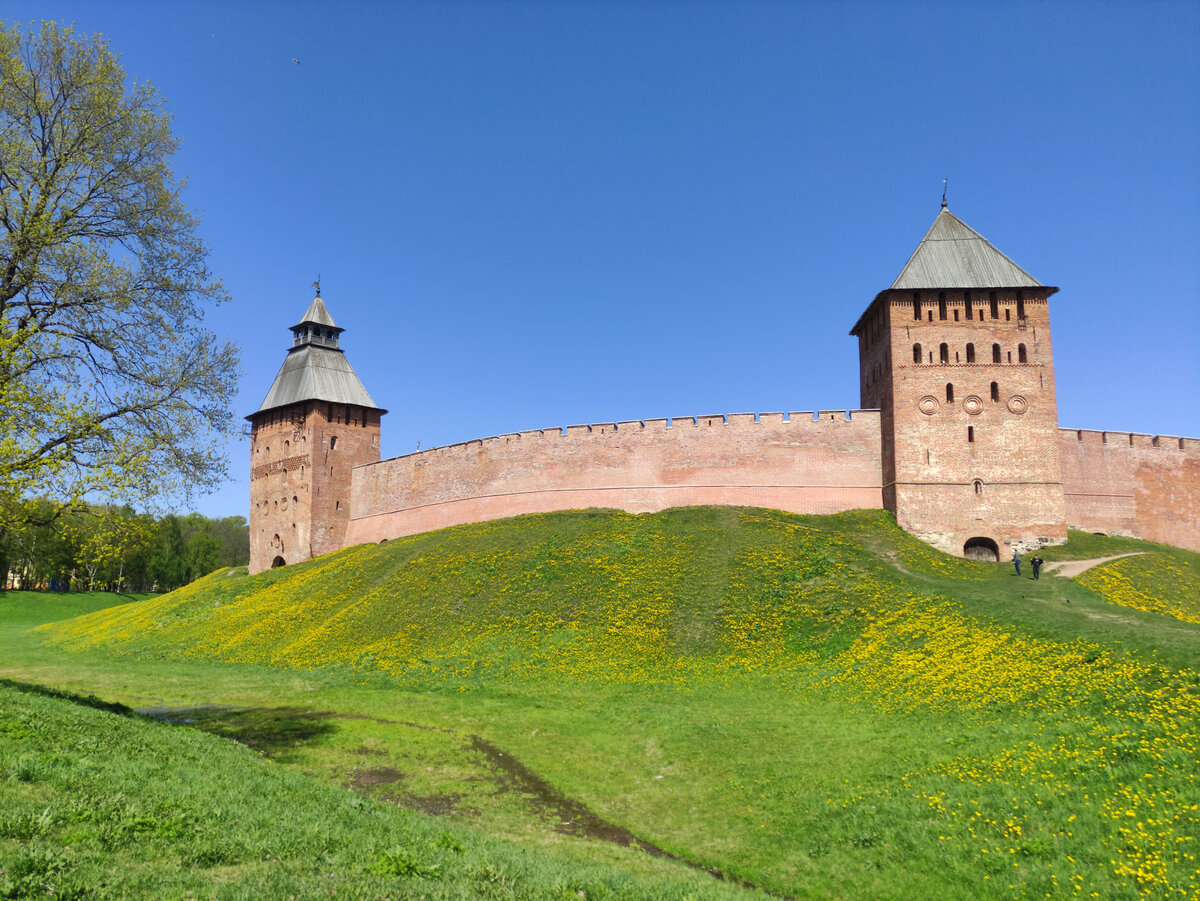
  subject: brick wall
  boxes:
[863,289,1068,555]
[1059,429,1200,553]
[248,403,316,573]
[249,401,381,573]
[344,411,884,546]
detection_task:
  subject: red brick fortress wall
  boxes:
[860,288,1068,556]
[248,403,316,573]
[344,411,884,546]
[248,401,382,573]
[1059,429,1200,553]
[306,403,383,559]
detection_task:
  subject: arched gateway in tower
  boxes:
[246,207,1128,572]
[851,204,1068,559]
[247,293,386,573]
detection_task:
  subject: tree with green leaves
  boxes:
[147,514,187,592]
[0,21,240,543]
[65,504,151,591]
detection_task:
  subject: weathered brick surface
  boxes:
[344,412,884,546]
[1059,430,1200,553]
[248,401,381,572]
[252,250,1200,568]
[857,289,1068,555]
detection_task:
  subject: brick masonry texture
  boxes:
[248,235,1200,572]
[857,289,1070,555]
[249,401,380,572]
[344,412,884,547]
[1059,429,1200,553]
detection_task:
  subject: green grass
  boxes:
[3,508,1200,900]
[0,678,751,899]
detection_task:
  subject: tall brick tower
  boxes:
[247,291,386,573]
[851,203,1067,559]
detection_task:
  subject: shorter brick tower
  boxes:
[247,292,385,573]
[851,203,1067,559]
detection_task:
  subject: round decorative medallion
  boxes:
[1007,395,1028,415]
[918,396,940,415]
[962,395,984,416]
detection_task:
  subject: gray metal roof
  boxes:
[890,209,1043,290]
[850,207,1057,335]
[294,295,338,329]
[253,345,383,415]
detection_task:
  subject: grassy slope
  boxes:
[0,592,756,900]
[0,678,751,900]
[42,509,1200,675]
[12,508,1200,900]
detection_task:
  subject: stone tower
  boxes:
[850,204,1067,559]
[247,292,386,573]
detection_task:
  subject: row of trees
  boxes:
[2,22,242,567]
[1,503,249,594]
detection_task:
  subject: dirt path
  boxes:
[1043,552,1144,579]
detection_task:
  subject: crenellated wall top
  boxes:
[362,409,883,469]
[1061,427,1200,454]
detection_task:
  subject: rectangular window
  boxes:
[968,426,975,443]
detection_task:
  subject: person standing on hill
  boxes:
[1012,549,1022,576]
[1031,555,1044,580]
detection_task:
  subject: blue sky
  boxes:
[7,0,1199,519]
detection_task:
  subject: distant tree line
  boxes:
[0,503,249,593]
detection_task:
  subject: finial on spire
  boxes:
[941,179,948,210]
[311,274,321,297]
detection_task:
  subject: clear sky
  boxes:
[7,0,1200,519]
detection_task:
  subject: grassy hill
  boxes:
[14,507,1200,899]
[0,677,753,900]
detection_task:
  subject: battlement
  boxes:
[253,206,1200,572]
[1059,427,1200,553]
[1061,428,1200,454]
[344,409,885,547]
[368,410,881,469]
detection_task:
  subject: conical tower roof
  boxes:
[890,208,1043,290]
[293,294,339,330]
[249,294,385,418]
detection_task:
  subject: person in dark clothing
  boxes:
[1031,555,1044,580]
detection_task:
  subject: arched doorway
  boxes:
[271,556,286,568]
[963,537,999,562]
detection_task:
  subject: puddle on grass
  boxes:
[137,703,232,724]
[137,705,340,756]
[349,766,406,791]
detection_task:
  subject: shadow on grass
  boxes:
[0,680,343,759]
[0,676,137,716]
[141,706,341,758]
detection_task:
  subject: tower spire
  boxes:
[941,178,948,210]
